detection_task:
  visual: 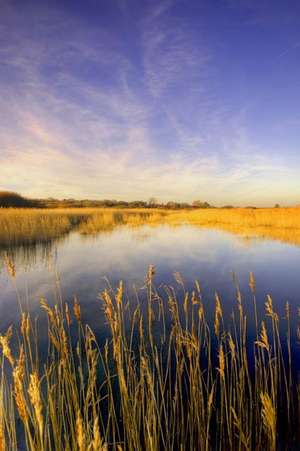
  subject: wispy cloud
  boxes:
[141,3,210,99]
[1,0,300,205]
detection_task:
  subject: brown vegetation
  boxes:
[2,207,300,249]
[0,268,298,450]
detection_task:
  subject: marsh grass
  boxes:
[0,209,168,249]
[0,266,299,450]
[168,207,300,246]
[0,209,81,247]
[77,209,168,234]
[2,207,300,250]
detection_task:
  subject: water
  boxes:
[1,224,300,336]
[2,224,300,449]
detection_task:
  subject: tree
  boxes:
[192,200,211,208]
[166,201,178,209]
[0,191,39,208]
[148,197,157,207]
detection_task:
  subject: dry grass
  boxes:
[2,206,300,248]
[166,207,300,246]
[0,266,299,450]
[1,207,300,449]
[77,209,168,234]
[0,209,80,247]
[170,207,300,228]
[0,208,168,248]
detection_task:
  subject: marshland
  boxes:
[3,0,300,447]
[1,206,300,450]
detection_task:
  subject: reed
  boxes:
[0,208,168,248]
[0,209,79,247]
[167,207,300,246]
[2,207,300,250]
[0,268,299,450]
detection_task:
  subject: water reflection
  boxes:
[0,236,67,273]
[1,225,300,336]
[1,223,300,450]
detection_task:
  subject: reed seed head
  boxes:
[0,326,14,366]
[28,372,44,439]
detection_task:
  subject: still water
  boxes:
[1,224,300,338]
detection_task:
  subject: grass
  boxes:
[168,207,300,246]
[0,208,168,248]
[77,209,168,234]
[0,265,299,450]
[2,207,300,249]
[0,209,81,247]
[2,207,300,449]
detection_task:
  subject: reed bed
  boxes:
[167,208,300,246]
[78,210,168,234]
[0,209,83,247]
[170,207,300,229]
[2,207,300,250]
[0,265,299,450]
[0,209,168,248]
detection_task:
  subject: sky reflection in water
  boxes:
[1,225,300,340]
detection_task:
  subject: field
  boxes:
[1,207,300,450]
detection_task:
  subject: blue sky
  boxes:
[1,0,300,205]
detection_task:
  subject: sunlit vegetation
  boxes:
[1,205,300,449]
[0,267,298,450]
[2,206,300,249]
[0,209,84,247]
[77,209,169,234]
[168,207,300,246]
[0,209,169,248]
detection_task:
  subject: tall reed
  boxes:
[0,267,299,450]
[3,206,300,249]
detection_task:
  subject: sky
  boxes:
[0,0,300,206]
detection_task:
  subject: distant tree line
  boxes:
[0,192,40,208]
[42,197,215,209]
[0,192,217,209]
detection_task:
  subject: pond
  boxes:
[2,223,300,450]
[1,224,300,338]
